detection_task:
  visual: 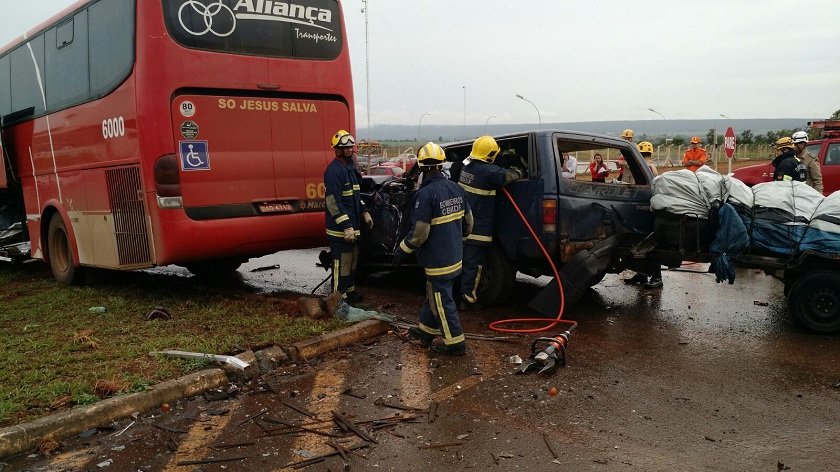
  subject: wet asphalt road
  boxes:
[7,250,840,471]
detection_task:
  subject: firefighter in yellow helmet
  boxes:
[772,137,806,183]
[638,141,659,177]
[457,136,524,309]
[393,142,474,355]
[324,130,372,304]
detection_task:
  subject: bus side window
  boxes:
[46,12,89,111]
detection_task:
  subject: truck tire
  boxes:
[185,258,244,277]
[788,271,840,334]
[47,213,83,285]
[477,246,515,306]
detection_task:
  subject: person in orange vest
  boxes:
[682,137,708,172]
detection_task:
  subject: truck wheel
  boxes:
[788,271,840,333]
[48,213,83,285]
[477,246,515,306]
[185,258,244,277]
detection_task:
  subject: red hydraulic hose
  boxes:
[487,188,578,334]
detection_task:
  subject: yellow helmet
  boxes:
[621,129,634,139]
[638,141,654,154]
[331,129,356,148]
[775,137,794,150]
[469,135,501,163]
[417,142,446,166]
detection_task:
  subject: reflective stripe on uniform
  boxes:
[465,264,483,303]
[418,322,441,336]
[341,190,354,197]
[431,210,464,225]
[400,240,415,254]
[459,183,496,196]
[327,229,345,238]
[434,291,451,340]
[425,260,462,277]
[353,184,360,190]
[466,233,493,242]
[335,214,349,224]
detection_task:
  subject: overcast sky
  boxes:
[2,0,839,128]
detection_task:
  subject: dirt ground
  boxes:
[6,259,840,471]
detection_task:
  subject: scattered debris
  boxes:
[37,440,60,455]
[704,435,718,442]
[542,433,558,459]
[204,389,230,402]
[176,456,247,466]
[293,449,318,459]
[456,434,470,440]
[418,442,463,450]
[509,355,523,365]
[834,381,840,389]
[78,429,98,438]
[753,300,769,307]
[210,442,255,451]
[149,349,250,370]
[111,421,135,437]
[333,411,378,444]
[251,264,280,272]
[428,401,439,423]
[73,330,101,349]
[281,442,370,470]
[96,459,112,468]
[498,452,515,458]
[144,306,172,321]
[88,306,107,314]
[282,400,317,419]
[340,387,367,399]
[374,397,424,412]
[777,461,791,471]
[110,446,125,452]
[235,408,268,428]
[152,423,187,434]
[207,408,230,416]
[490,452,499,465]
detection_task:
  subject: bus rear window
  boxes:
[163,0,342,60]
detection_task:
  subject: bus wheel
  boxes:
[48,213,83,285]
[789,271,840,334]
[185,258,244,277]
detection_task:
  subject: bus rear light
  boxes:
[154,154,181,198]
[542,199,557,233]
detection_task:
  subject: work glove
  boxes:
[392,249,406,268]
[343,227,357,242]
[363,211,373,229]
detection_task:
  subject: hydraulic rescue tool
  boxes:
[517,329,574,374]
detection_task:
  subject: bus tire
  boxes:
[185,258,244,277]
[788,271,840,334]
[477,246,515,306]
[48,213,83,285]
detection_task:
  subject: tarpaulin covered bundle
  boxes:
[650,166,726,219]
[800,192,840,253]
[708,203,750,284]
[750,181,823,256]
[723,176,754,229]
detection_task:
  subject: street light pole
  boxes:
[462,85,466,136]
[515,94,541,129]
[720,114,732,174]
[418,112,431,141]
[648,108,669,165]
[485,115,496,135]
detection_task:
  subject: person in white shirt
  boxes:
[561,153,577,179]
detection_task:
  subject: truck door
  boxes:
[822,142,840,195]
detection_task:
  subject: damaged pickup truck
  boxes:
[358,130,658,310]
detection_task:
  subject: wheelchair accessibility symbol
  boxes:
[179,140,210,171]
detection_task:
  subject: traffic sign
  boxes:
[724,127,736,159]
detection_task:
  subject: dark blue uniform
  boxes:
[397,173,471,346]
[772,150,807,183]
[458,160,509,304]
[324,158,366,297]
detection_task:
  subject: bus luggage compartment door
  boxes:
[170,95,350,221]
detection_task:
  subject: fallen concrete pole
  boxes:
[0,369,228,459]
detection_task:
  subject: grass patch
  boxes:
[0,262,345,426]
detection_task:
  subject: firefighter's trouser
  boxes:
[329,240,359,296]
[417,276,465,345]
[460,243,488,304]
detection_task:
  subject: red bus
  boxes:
[0,0,354,283]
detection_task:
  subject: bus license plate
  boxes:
[258,202,295,213]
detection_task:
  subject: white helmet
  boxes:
[791,131,808,144]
